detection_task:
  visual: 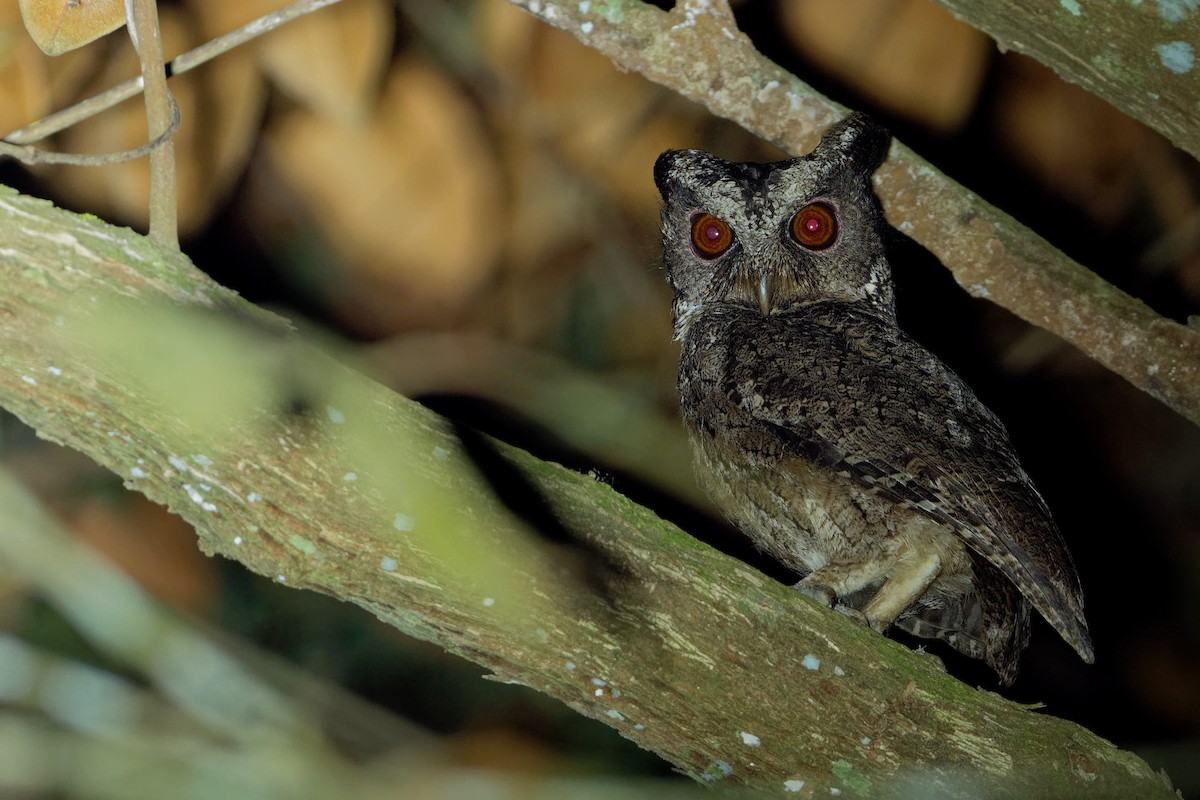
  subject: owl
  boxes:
[653,113,1093,684]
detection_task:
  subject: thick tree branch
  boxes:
[0,187,1178,796]
[505,0,1200,427]
[930,0,1200,163]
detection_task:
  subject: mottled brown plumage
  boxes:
[654,113,1092,684]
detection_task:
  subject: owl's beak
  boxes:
[757,273,774,316]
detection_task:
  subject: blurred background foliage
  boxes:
[2,0,1199,795]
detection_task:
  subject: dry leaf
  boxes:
[781,0,989,132]
[18,0,125,56]
[263,57,502,332]
[0,4,53,132]
[49,6,265,234]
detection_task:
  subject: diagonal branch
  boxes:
[505,0,1200,427]
[0,185,1177,796]
[929,0,1200,163]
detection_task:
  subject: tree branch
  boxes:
[0,186,1177,796]
[930,0,1199,163]
[504,0,1200,427]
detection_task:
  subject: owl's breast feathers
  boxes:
[678,301,1093,664]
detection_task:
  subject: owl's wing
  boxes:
[726,308,1093,662]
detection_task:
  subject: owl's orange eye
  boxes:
[790,202,838,250]
[690,213,733,259]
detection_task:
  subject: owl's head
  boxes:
[654,113,893,340]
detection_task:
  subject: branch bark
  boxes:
[504,0,1200,427]
[0,187,1178,796]
[930,0,1200,163]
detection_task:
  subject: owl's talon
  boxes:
[833,604,868,625]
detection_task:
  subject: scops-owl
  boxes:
[654,113,1093,684]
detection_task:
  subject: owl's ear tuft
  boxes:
[654,150,684,198]
[817,112,891,175]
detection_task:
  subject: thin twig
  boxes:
[0,98,180,166]
[2,0,344,147]
[128,0,177,247]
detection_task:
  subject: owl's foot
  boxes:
[834,603,870,626]
[796,582,892,633]
[792,579,836,608]
[793,580,877,629]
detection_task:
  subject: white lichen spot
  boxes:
[606,709,626,721]
[834,666,845,676]
[432,445,450,459]
[1121,332,1138,347]
[247,492,262,503]
[634,722,645,731]
[276,574,286,583]
[394,513,414,531]
[967,283,991,298]
[831,788,842,796]
[21,375,36,386]
[380,556,398,572]
[581,20,593,33]
[46,366,62,376]
[191,455,213,467]
[1148,364,1160,376]
[801,654,821,671]
[326,405,346,424]
[1156,40,1195,74]
[721,26,735,38]
[861,736,872,746]
[1059,0,1081,15]
[1156,0,1197,23]
[594,688,604,697]
[130,467,147,479]
[483,597,495,607]
[182,484,218,513]
[234,536,243,546]
[784,780,805,793]
[611,688,621,698]
[565,661,577,670]
[168,455,188,472]
[591,678,607,687]
[343,471,358,482]
[578,0,590,10]
[740,731,761,746]
[529,0,541,12]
